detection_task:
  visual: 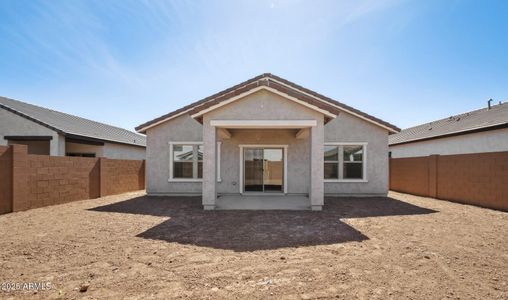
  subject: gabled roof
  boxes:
[135,73,400,133]
[389,102,508,146]
[0,96,146,147]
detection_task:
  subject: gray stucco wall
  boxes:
[144,89,390,197]
[324,112,389,196]
[7,140,50,155]
[102,142,146,160]
[389,128,508,158]
[1,107,146,159]
[145,113,203,195]
[0,108,63,155]
[205,89,325,120]
[218,129,309,195]
[206,89,323,196]
[66,141,145,159]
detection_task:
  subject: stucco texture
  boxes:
[145,114,203,195]
[205,89,324,196]
[145,89,390,197]
[1,108,146,159]
[102,142,146,160]
[324,112,390,196]
[389,128,508,158]
[218,129,309,194]
[0,108,62,155]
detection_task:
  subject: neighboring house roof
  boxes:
[389,102,508,146]
[135,73,400,133]
[0,96,146,147]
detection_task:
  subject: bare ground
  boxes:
[0,191,506,299]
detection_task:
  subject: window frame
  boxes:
[168,141,221,182]
[66,152,96,158]
[323,142,368,183]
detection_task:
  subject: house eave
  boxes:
[135,74,400,134]
[389,122,508,146]
[190,85,338,121]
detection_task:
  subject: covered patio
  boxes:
[200,119,326,211]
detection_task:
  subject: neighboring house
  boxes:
[0,96,146,160]
[389,101,508,158]
[136,73,400,210]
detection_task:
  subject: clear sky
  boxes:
[1,0,507,132]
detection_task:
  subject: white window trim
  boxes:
[168,141,221,182]
[324,142,368,183]
[238,144,288,194]
[216,141,222,182]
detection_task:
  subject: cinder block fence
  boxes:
[390,152,508,211]
[0,144,145,215]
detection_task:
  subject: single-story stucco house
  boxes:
[0,96,146,159]
[136,74,400,210]
[389,101,508,158]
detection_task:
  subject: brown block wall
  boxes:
[0,145,145,214]
[0,146,13,214]
[390,152,508,211]
[389,156,430,197]
[12,144,29,211]
[436,152,508,211]
[100,159,145,196]
[25,155,100,209]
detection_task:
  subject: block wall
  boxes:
[0,145,145,214]
[390,152,508,211]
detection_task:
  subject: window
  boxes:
[169,142,221,181]
[343,145,363,179]
[324,143,367,181]
[66,152,96,158]
[324,145,339,179]
[173,145,197,179]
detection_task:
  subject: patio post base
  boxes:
[203,205,216,210]
[311,205,323,211]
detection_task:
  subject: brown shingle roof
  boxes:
[136,73,400,133]
[389,102,508,145]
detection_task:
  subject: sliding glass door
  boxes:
[244,148,264,192]
[244,148,283,193]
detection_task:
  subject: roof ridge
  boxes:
[0,96,146,147]
[0,96,143,135]
[389,100,508,145]
[399,102,504,132]
[265,74,400,132]
[136,73,400,133]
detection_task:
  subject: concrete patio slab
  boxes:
[216,194,311,210]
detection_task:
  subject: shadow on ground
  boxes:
[89,196,436,251]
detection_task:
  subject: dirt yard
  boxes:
[0,192,506,299]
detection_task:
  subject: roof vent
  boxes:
[488,98,493,110]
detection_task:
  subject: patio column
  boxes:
[310,121,324,210]
[202,119,217,210]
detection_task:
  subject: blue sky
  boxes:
[1,0,507,131]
